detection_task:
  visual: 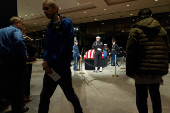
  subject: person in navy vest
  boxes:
[73,40,80,71]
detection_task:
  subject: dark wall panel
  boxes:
[0,0,18,28]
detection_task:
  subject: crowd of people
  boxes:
[0,0,169,113]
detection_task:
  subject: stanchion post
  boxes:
[79,56,84,74]
[121,56,125,69]
[112,55,118,77]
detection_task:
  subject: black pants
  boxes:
[0,56,27,113]
[25,64,33,96]
[135,84,162,113]
[94,52,102,67]
[38,68,82,113]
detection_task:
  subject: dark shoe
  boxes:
[24,96,33,103]
[0,99,10,111]
[22,107,29,112]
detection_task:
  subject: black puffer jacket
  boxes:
[126,17,169,76]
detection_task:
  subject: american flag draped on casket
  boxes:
[83,49,104,59]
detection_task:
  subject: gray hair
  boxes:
[10,17,23,25]
[43,0,58,12]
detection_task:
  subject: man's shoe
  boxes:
[22,107,29,112]
[24,96,33,103]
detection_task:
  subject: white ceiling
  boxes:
[17,0,170,33]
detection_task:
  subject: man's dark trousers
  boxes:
[0,55,27,113]
[38,68,82,113]
[74,57,78,70]
[135,83,162,113]
[25,64,33,96]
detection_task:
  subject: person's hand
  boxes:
[97,48,102,51]
[27,56,29,60]
[45,66,53,74]
[42,61,49,70]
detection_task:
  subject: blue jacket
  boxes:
[43,14,74,69]
[73,44,80,58]
[0,25,27,56]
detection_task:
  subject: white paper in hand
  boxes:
[48,68,61,82]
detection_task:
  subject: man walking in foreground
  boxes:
[38,0,83,113]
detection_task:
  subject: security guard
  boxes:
[73,40,80,71]
[92,36,104,72]
[0,17,29,113]
[111,41,119,66]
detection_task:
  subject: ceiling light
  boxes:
[84,12,86,13]
[25,15,27,16]
[34,30,36,31]
[43,31,45,32]
[43,35,45,37]
[19,16,22,17]
[68,15,70,16]
[95,19,97,21]
[59,7,61,9]
[102,23,104,24]
[122,30,124,32]
[44,21,45,22]
[31,14,33,15]
[167,21,169,22]
[130,14,133,15]
[133,19,135,21]
[77,3,79,5]
[34,23,36,24]
[104,9,106,10]
[155,0,158,1]
[127,5,129,6]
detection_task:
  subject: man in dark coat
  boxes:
[92,36,103,72]
[126,8,169,113]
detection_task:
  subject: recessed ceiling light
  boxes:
[102,23,104,24]
[95,19,97,20]
[44,21,45,22]
[155,0,158,1]
[77,3,79,5]
[130,14,133,15]
[104,9,106,10]
[34,30,36,31]
[34,23,36,24]
[31,14,33,15]
[25,15,27,16]
[84,12,86,13]
[127,5,129,6]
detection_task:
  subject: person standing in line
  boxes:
[38,0,83,113]
[73,40,81,71]
[92,36,104,72]
[22,28,37,103]
[111,40,119,66]
[126,8,169,113]
[103,44,110,64]
[0,17,29,113]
